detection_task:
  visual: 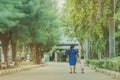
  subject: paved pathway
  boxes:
[0,62,117,80]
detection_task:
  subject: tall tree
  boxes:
[61,0,118,59]
[16,0,60,64]
[0,0,27,66]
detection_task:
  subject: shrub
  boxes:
[87,57,120,72]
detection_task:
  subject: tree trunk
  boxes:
[109,0,116,58]
[30,43,39,64]
[11,39,16,61]
[36,47,40,64]
[97,0,101,18]
[39,48,44,63]
[85,39,89,60]
[2,41,9,65]
[80,41,84,57]
[1,32,10,67]
[104,41,109,58]
[91,45,95,59]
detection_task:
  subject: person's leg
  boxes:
[73,59,77,73]
[81,68,84,73]
[82,68,84,73]
[73,65,76,73]
[70,66,72,73]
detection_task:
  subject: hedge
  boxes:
[86,57,120,72]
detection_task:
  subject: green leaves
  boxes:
[61,0,118,58]
[0,0,61,52]
[0,0,27,33]
[61,0,102,39]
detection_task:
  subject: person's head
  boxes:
[70,44,75,49]
[81,55,84,59]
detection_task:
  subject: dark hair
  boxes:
[70,44,75,49]
[81,56,84,59]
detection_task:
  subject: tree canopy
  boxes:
[0,0,60,64]
[61,0,120,59]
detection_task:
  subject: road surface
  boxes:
[0,62,117,80]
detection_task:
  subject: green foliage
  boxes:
[87,57,120,72]
[61,0,103,55]
[17,0,59,44]
[0,0,60,53]
[49,46,60,55]
[61,0,120,58]
[115,0,120,54]
[95,39,106,59]
[0,0,27,33]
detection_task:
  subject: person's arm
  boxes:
[67,55,69,58]
[65,50,69,58]
[77,54,79,58]
[76,49,79,58]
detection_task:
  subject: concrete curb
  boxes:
[89,65,120,79]
[0,68,24,76]
[0,63,48,76]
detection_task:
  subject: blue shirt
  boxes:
[66,49,78,58]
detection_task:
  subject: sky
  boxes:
[57,0,65,7]
[57,0,65,10]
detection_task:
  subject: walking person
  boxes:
[80,55,85,73]
[66,44,79,74]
